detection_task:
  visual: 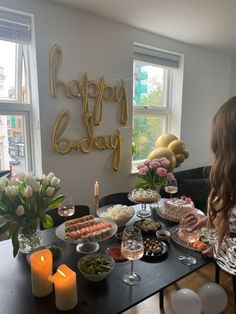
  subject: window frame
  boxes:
[0,8,41,175]
[0,106,33,173]
[132,59,175,169]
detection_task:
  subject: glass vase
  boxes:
[18,218,42,254]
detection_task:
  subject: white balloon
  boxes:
[172,288,202,314]
[198,282,227,314]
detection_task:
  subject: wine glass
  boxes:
[58,195,75,220]
[121,227,144,285]
[178,216,200,265]
[137,202,151,219]
[165,178,178,198]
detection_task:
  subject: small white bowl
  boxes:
[156,229,170,241]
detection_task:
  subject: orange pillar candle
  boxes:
[48,264,78,311]
[30,249,53,297]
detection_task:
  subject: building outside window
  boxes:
[0,7,41,175]
[132,43,183,168]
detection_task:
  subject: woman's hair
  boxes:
[208,96,236,246]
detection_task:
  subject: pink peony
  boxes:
[149,159,161,169]
[159,157,170,168]
[144,160,151,166]
[137,164,144,170]
[138,166,149,175]
[167,172,174,181]
[156,167,167,177]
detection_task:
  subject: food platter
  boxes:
[134,219,161,235]
[214,237,236,276]
[128,190,161,204]
[96,204,135,227]
[170,225,215,252]
[142,238,168,259]
[157,206,204,223]
[55,218,117,244]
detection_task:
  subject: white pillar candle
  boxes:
[30,249,53,297]
[94,181,99,197]
[48,264,78,311]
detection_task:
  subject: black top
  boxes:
[0,205,209,314]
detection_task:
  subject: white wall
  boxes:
[0,0,232,210]
[229,58,236,97]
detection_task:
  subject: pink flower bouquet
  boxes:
[135,158,175,192]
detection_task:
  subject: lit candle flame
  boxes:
[58,269,66,278]
[40,255,44,262]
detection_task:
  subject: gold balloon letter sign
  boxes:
[50,44,128,171]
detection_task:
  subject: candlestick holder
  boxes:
[94,195,99,215]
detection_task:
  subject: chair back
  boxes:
[99,192,135,207]
[0,170,11,179]
[40,205,90,229]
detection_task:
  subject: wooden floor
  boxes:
[124,262,234,314]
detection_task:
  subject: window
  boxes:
[0,7,41,175]
[132,43,183,167]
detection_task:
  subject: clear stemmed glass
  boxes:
[121,227,144,285]
[137,202,150,219]
[164,178,178,198]
[178,216,200,265]
[58,195,75,220]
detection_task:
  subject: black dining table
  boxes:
[0,202,210,314]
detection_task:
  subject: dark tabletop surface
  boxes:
[0,202,210,314]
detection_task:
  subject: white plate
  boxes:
[170,225,212,252]
[55,218,117,244]
[214,237,236,275]
[96,205,135,227]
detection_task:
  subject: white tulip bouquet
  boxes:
[0,172,64,256]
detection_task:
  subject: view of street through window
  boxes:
[0,40,28,175]
[133,61,167,162]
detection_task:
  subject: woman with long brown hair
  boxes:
[185,96,236,252]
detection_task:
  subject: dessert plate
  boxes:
[170,225,214,252]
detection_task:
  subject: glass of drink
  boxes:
[58,195,75,220]
[178,216,200,265]
[121,227,144,285]
[165,178,178,198]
